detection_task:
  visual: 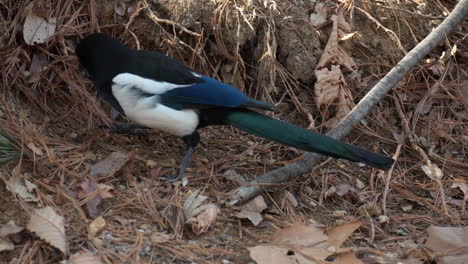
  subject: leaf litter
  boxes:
[1,0,467,263]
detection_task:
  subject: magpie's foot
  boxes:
[158,174,183,182]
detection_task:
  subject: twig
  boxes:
[382,141,402,215]
[354,6,407,54]
[142,0,201,38]
[228,0,468,204]
[394,96,449,216]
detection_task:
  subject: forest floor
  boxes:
[0,0,467,263]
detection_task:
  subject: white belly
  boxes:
[112,84,199,137]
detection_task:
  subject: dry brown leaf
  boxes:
[23,9,56,45]
[88,217,106,238]
[314,7,358,126]
[309,3,327,27]
[80,179,114,218]
[236,195,267,226]
[0,221,23,237]
[192,204,220,235]
[314,66,342,106]
[249,221,363,264]
[26,142,43,156]
[425,225,468,251]
[26,51,48,83]
[183,190,208,220]
[271,222,327,246]
[249,245,319,264]
[425,225,468,264]
[150,232,171,244]
[334,252,364,264]
[115,2,127,16]
[421,164,443,181]
[183,190,219,234]
[6,166,39,202]
[0,221,23,252]
[451,181,468,196]
[80,179,101,218]
[90,152,129,178]
[97,184,114,199]
[327,221,362,249]
[0,238,14,252]
[27,206,67,254]
[68,251,103,264]
[236,210,264,226]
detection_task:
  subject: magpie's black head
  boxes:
[76,33,128,89]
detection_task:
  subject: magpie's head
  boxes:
[76,33,127,88]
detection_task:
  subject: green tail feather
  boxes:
[223,110,394,170]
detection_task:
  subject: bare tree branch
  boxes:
[228,0,468,204]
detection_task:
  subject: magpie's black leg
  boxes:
[160,132,200,182]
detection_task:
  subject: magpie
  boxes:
[76,33,394,181]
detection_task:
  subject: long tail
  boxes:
[217,109,394,170]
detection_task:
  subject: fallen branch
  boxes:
[228,0,468,204]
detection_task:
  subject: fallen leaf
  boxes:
[327,221,362,249]
[357,202,382,216]
[0,221,23,237]
[192,204,219,235]
[309,3,327,27]
[27,206,67,254]
[0,221,23,252]
[115,2,127,16]
[451,181,468,196]
[90,152,129,178]
[314,7,358,127]
[26,142,43,156]
[249,221,363,264]
[97,184,114,199]
[425,225,468,264]
[183,190,219,234]
[334,252,364,264]
[0,238,14,252]
[88,217,106,238]
[23,9,56,45]
[421,163,443,181]
[249,245,318,264]
[243,195,268,212]
[80,179,101,218]
[271,222,328,247]
[336,184,356,196]
[235,195,267,226]
[283,191,299,208]
[425,225,468,251]
[224,169,247,185]
[150,232,171,244]
[26,52,48,83]
[6,166,39,202]
[183,190,208,220]
[68,251,103,264]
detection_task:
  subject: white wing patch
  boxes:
[112,73,193,94]
[111,73,199,137]
[191,71,202,78]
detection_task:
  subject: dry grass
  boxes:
[0,0,466,263]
